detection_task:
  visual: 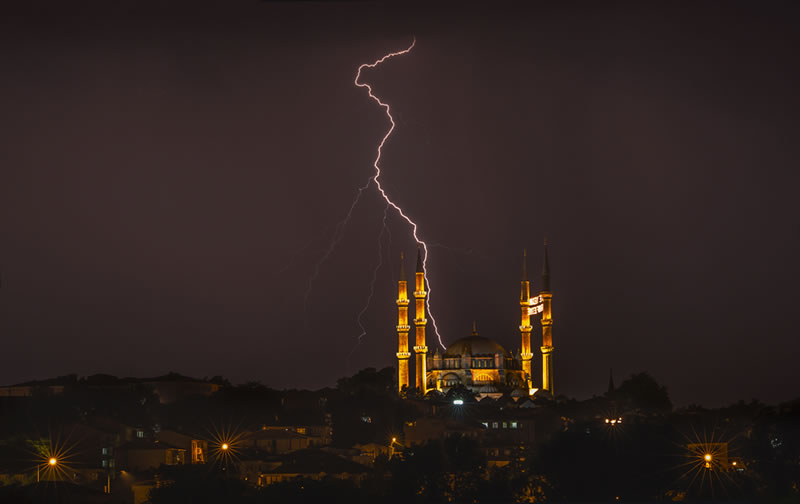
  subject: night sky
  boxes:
[1,1,798,407]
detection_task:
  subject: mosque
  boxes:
[394,244,554,399]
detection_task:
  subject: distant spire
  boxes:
[541,239,551,292]
[399,251,406,279]
[522,248,528,281]
[472,321,478,336]
[607,368,615,394]
[415,244,424,273]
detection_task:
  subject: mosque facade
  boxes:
[395,244,554,398]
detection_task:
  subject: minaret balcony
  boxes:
[396,352,411,359]
[519,325,532,331]
[520,352,534,360]
[413,345,428,353]
[413,318,427,324]
[396,325,410,331]
[540,346,554,354]
[396,299,409,305]
[413,291,427,297]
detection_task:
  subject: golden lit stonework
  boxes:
[394,244,555,399]
[396,252,411,393]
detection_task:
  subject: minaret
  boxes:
[413,246,428,394]
[540,239,554,395]
[519,249,534,390]
[396,252,411,394]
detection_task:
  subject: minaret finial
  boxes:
[400,251,406,279]
[522,248,528,281]
[542,239,551,292]
[415,244,424,273]
[472,320,478,336]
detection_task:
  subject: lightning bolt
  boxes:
[355,38,446,350]
[302,179,370,319]
[346,203,391,373]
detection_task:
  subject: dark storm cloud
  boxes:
[1,1,798,406]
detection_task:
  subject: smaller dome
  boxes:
[510,388,527,398]
[478,384,499,394]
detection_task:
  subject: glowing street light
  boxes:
[37,457,58,482]
[704,453,712,468]
[221,443,229,451]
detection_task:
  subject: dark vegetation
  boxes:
[0,369,798,502]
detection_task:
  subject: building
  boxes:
[396,244,555,397]
[241,428,312,455]
[257,450,369,486]
[115,440,186,472]
[155,430,208,464]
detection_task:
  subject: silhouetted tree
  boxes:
[613,372,672,413]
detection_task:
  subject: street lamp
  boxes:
[221,443,229,451]
[389,436,401,459]
[37,457,57,482]
[704,453,712,469]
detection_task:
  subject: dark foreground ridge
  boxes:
[0,369,798,503]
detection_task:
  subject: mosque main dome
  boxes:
[443,335,510,357]
[424,324,527,394]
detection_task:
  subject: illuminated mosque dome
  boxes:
[427,322,527,393]
[444,334,510,358]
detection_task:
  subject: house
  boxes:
[258,450,369,486]
[116,440,185,472]
[241,428,310,454]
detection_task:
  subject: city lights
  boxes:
[207,421,246,471]
[32,434,77,483]
[682,430,738,494]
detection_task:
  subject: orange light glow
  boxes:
[48,458,57,466]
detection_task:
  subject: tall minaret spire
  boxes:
[519,249,534,391]
[396,252,411,395]
[413,245,428,394]
[542,238,551,292]
[540,239,554,395]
